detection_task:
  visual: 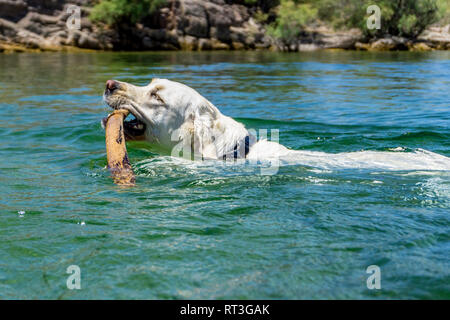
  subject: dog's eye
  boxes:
[150,92,163,103]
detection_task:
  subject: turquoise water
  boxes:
[0,51,449,299]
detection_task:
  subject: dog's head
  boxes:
[104,78,248,159]
[104,78,214,144]
[104,78,202,124]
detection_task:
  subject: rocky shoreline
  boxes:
[1,0,449,53]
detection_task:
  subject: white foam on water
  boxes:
[247,140,450,171]
[136,142,450,173]
[280,148,450,171]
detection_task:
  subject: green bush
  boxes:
[90,0,166,25]
[437,0,450,24]
[314,0,441,38]
[267,0,318,42]
[368,0,440,37]
[267,0,445,41]
[314,0,363,30]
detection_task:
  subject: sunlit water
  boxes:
[0,51,449,299]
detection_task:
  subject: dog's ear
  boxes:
[211,115,248,158]
[172,101,218,160]
[183,99,248,160]
[192,101,249,159]
[190,101,218,159]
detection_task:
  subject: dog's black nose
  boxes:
[105,80,118,93]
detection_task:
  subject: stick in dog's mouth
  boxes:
[104,109,136,186]
[103,103,147,141]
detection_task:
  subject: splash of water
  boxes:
[278,148,450,171]
[247,140,450,171]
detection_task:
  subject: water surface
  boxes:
[0,51,449,299]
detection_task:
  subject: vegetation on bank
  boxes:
[90,0,450,41]
[265,0,450,42]
[90,0,166,25]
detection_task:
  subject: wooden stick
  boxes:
[105,109,136,186]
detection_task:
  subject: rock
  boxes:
[141,36,155,49]
[0,0,272,52]
[230,4,249,25]
[65,29,81,46]
[391,36,412,49]
[179,35,197,50]
[143,28,168,42]
[211,38,229,50]
[0,0,28,22]
[271,24,363,51]
[78,32,101,49]
[231,41,244,50]
[198,38,212,50]
[354,27,447,52]
[255,41,270,50]
[80,17,92,29]
[410,42,432,51]
[369,38,397,51]
[42,25,62,37]
[365,36,413,51]
[167,0,267,50]
[0,17,45,48]
[0,17,19,38]
[95,30,115,50]
[178,0,209,38]
[45,30,67,46]
[320,28,363,49]
[298,43,320,51]
[418,24,450,50]
[355,41,370,50]
[208,0,225,4]
[0,1,113,51]
[64,29,102,50]
[229,26,247,43]
[0,40,30,52]
[204,1,232,42]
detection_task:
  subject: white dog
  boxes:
[102,78,450,171]
[103,78,287,161]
